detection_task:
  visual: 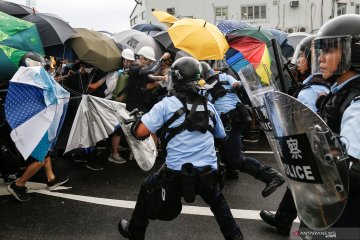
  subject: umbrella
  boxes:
[152,10,178,24]
[69,28,122,72]
[217,20,254,34]
[114,29,163,60]
[0,11,44,82]
[168,18,229,60]
[287,32,312,48]
[153,31,190,59]
[0,0,35,18]
[265,28,288,46]
[65,95,156,171]
[226,29,275,85]
[5,66,70,161]
[23,12,76,58]
[132,23,165,36]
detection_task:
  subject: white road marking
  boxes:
[0,180,299,222]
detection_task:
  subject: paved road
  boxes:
[0,134,300,240]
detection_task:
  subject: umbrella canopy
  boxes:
[0,0,35,18]
[132,23,165,33]
[0,11,44,82]
[152,10,178,24]
[153,31,190,59]
[65,95,156,171]
[5,66,70,161]
[23,12,76,48]
[69,28,122,72]
[114,29,162,60]
[217,20,254,34]
[265,28,288,46]
[227,36,271,85]
[287,32,312,48]
[168,18,229,60]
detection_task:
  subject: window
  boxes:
[337,3,347,16]
[130,16,138,26]
[356,4,360,14]
[141,11,145,20]
[241,5,266,20]
[215,7,228,25]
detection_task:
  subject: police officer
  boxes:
[200,62,285,197]
[259,35,331,235]
[311,14,360,227]
[118,57,244,240]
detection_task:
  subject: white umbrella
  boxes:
[65,95,156,171]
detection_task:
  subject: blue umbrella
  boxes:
[265,28,288,46]
[5,66,70,161]
[217,20,254,34]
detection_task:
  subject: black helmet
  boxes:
[18,52,45,67]
[291,35,315,66]
[312,14,360,78]
[200,61,219,81]
[170,57,202,94]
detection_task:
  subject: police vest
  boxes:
[205,79,232,103]
[320,76,360,134]
[159,94,216,154]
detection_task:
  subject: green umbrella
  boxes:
[0,11,44,82]
[69,28,122,72]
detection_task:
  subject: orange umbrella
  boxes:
[168,18,229,60]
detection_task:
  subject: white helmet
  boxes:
[121,48,135,61]
[138,46,156,61]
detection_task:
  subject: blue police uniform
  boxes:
[142,95,225,170]
[120,95,243,240]
[331,74,360,159]
[297,75,330,112]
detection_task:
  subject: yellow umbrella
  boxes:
[167,18,229,60]
[152,11,178,24]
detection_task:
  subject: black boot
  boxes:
[118,219,131,239]
[260,210,292,236]
[259,168,285,197]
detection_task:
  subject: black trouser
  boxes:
[276,187,298,221]
[128,172,242,240]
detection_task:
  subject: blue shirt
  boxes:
[210,73,241,114]
[297,75,330,112]
[141,96,226,170]
[331,74,360,160]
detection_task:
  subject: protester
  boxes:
[108,49,136,164]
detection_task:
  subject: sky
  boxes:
[7,0,136,33]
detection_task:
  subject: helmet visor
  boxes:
[311,36,351,78]
[291,43,311,67]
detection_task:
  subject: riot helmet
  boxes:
[311,14,360,79]
[291,35,315,75]
[200,62,219,82]
[169,57,203,95]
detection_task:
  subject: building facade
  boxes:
[130,0,360,33]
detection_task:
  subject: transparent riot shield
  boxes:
[237,64,285,175]
[264,91,349,230]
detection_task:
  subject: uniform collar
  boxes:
[331,73,360,94]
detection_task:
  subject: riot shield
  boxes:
[237,64,285,175]
[264,91,349,230]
